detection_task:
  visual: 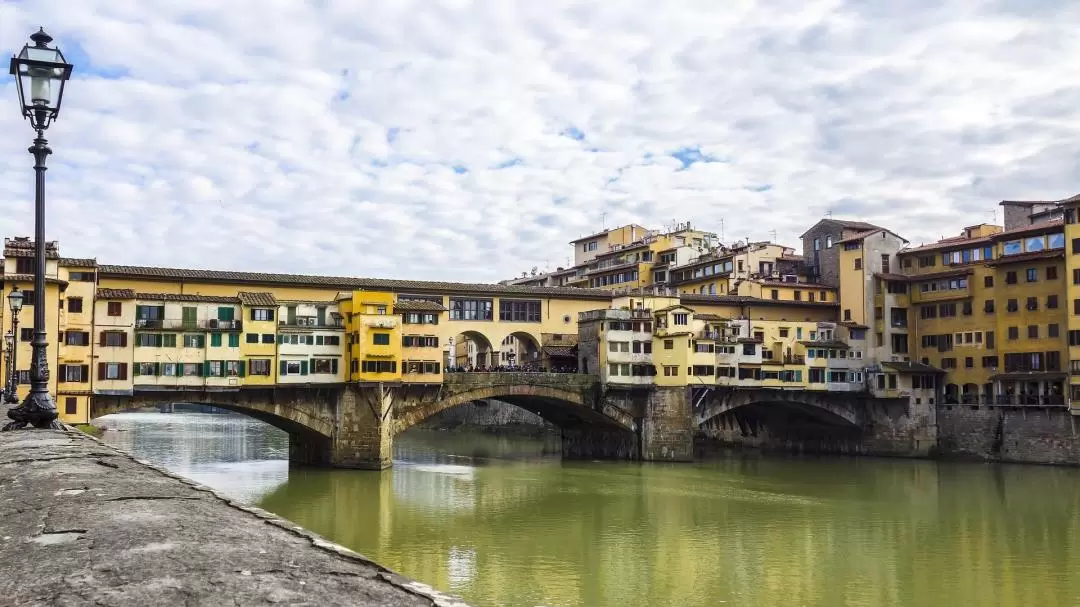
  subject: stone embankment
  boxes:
[0,428,469,607]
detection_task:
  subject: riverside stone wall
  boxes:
[415,400,555,432]
[936,405,1080,465]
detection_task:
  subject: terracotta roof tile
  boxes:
[96,288,135,300]
[2,273,68,287]
[135,292,239,304]
[680,294,838,307]
[985,249,1065,266]
[237,292,278,307]
[97,265,613,300]
[394,300,447,312]
[991,218,1064,238]
[542,345,576,357]
[59,258,97,268]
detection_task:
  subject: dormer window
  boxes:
[673,313,688,325]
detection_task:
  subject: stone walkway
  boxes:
[0,427,470,606]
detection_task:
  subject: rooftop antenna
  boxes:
[719,218,725,243]
[769,229,777,243]
[825,209,834,218]
[600,211,607,229]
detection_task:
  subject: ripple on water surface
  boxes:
[99,415,1080,607]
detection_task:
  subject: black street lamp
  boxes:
[3,332,13,404]
[5,29,72,430]
[6,287,23,405]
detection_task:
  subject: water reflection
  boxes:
[99,413,1080,607]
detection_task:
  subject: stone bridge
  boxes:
[90,373,696,469]
[694,387,936,457]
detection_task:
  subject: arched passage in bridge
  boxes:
[89,390,338,465]
[394,381,638,459]
[450,330,495,370]
[497,331,541,369]
[696,390,864,449]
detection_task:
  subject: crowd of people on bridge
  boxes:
[445,364,579,374]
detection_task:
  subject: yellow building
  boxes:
[341,291,402,382]
[395,298,445,382]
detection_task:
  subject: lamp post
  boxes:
[5,29,72,430]
[3,332,13,404]
[5,287,23,404]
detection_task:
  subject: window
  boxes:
[939,303,956,317]
[246,333,259,343]
[15,258,33,273]
[1073,237,1080,254]
[1026,268,1038,282]
[225,361,243,376]
[1049,324,1060,338]
[361,360,397,373]
[450,298,493,321]
[1047,266,1059,280]
[986,331,995,349]
[632,341,652,354]
[673,313,688,325]
[58,364,88,383]
[101,331,127,347]
[251,308,274,321]
[1007,299,1018,313]
[250,359,272,376]
[984,299,995,314]
[183,334,204,348]
[67,297,83,313]
[97,362,128,380]
[65,397,77,416]
[20,290,35,306]
[207,361,224,377]
[1048,295,1059,309]
[608,341,629,353]
[135,333,164,348]
[814,238,821,251]
[1026,297,1038,311]
[1028,325,1039,339]
[107,301,122,316]
[1008,326,1019,340]
[962,301,973,316]
[664,339,674,350]
[217,306,235,321]
[1006,271,1017,284]
[854,258,862,270]
[137,362,158,376]
[210,333,222,347]
[373,333,391,345]
[1074,299,1080,315]
[313,356,336,371]
[984,276,993,288]
[663,365,679,377]
[499,300,541,322]
[770,289,779,300]
[261,334,274,343]
[64,331,89,346]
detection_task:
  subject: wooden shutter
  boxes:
[202,361,211,377]
[331,359,338,374]
[57,364,67,383]
[97,363,106,380]
[300,360,308,375]
[118,364,128,381]
[80,365,88,382]
[133,363,141,377]
[99,332,106,347]
[119,332,128,347]
[279,360,287,376]
[238,361,246,377]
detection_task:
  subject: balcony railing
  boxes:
[279,319,345,330]
[362,317,398,329]
[135,318,243,331]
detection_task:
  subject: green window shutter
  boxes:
[238,361,246,377]
[331,359,338,374]
[134,363,141,376]
[163,334,174,348]
[229,333,239,347]
[202,361,210,376]
[211,333,222,347]
[280,360,287,376]
[199,335,206,348]
[153,362,160,376]
[300,360,308,375]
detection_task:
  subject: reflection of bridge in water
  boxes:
[93,372,935,469]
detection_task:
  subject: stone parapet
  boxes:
[0,428,469,606]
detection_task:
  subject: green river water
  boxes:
[96,412,1080,607]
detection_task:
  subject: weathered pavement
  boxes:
[0,428,470,606]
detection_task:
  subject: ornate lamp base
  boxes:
[3,392,61,430]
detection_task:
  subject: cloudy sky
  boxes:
[1,0,1079,283]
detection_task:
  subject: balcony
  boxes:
[136,319,207,331]
[362,317,398,329]
[208,319,243,331]
[279,318,345,331]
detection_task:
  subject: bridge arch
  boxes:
[89,387,340,464]
[498,331,542,369]
[450,330,495,369]
[695,388,864,429]
[392,383,634,436]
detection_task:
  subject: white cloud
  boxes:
[1,0,1079,282]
